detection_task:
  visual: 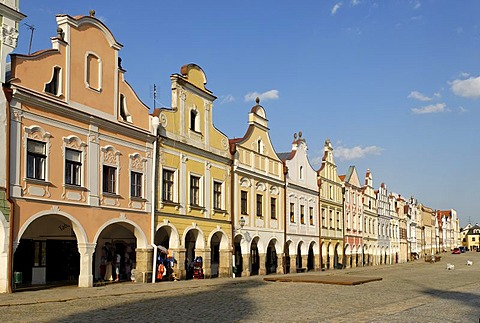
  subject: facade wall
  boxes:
[362,170,377,266]
[7,13,154,289]
[155,64,232,280]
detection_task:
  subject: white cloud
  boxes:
[351,0,360,6]
[433,92,441,98]
[460,72,470,78]
[459,106,468,113]
[451,76,480,98]
[408,90,432,101]
[220,94,235,104]
[244,90,279,102]
[411,103,448,114]
[412,0,421,10]
[334,145,383,161]
[331,3,342,15]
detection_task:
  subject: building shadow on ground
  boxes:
[53,279,266,322]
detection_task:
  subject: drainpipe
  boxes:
[229,142,236,278]
[282,163,287,274]
[317,176,322,271]
[4,86,13,293]
[150,116,160,283]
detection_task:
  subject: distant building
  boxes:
[362,169,377,266]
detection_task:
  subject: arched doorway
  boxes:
[266,240,277,275]
[184,230,199,280]
[94,223,138,282]
[307,242,315,271]
[333,243,340,269]
[296,243,302,270]
[13,214,81,287]
[326,243,331,269]
[209,230,228,278]
[234,235,243,277]
[250,238,260,275]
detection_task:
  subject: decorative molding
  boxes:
[2,23,19,48]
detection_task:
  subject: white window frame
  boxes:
[62,135,87,187]
[101,145,120,195]
[85,51,103,91]
[129,153,147,199]
[24,125,51,182]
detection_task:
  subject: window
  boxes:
[162,169,174,202]
[103,165,116,194]
[131,171,142,198]
[300,205,305,224]
[329,210,333,228]
[27,139,46,180]
[290,203,295,223]
[329,185,333,199]
[299,166,304,180]
[241,191,248,215]
[213,181,222,210]
[257,139,263,154]
[119,94,132,122]
[256,194,263,217]
[86,53,101,90]
[309,207,314,225]
[270,197,276,219]
[34,241,47,267]
[45,66,61,95]
[190,175,200,206]
[336,211,340,229]
[190,110,198,131]
[65,148,81,186]
[322,208,326,227]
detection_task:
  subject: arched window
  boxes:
[299,166,304,180]
[190,108,200,132]
[45,66,62,95]
[119,94,132,122]
[257,139,263,154]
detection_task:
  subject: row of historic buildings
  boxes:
[0,8,461,292]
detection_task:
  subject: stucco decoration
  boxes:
[240,177,251,188]
[159,112,168,128]
[256,182,266,192]
[2,23,19,48]
[270,186,279,196]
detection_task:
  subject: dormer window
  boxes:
[44,66,61,95]
[257,139,263,154]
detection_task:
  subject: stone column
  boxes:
[219,250,232,278]
[290,256,296,273]
[135,247,153,283]
[276,253,283,274]
[242,253,250,276]
[174,248,186,280]
[259,253,266,275]
[77,243,96,288]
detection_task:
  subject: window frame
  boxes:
[241,190,248,215]
[256,194,263,217]
[103,165,117,194]
[162,169,175,202]
[64,148,82,186]
[270,197,276,220]
[213,180,223,210]
[26,139,47,181]
[190,174,201,207]
[130,171,143,198]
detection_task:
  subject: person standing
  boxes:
[104,243,113,281]
[114,252,121,282]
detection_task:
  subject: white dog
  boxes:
[466,260,473,266]
[446,263,455,270]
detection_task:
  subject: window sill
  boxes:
[25,178,51,186]
[189,204,205,211]
[130,196,147,202]
[102,192,121,199]
[64,184,87,191]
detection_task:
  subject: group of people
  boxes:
[156,248,176,281]
[100,242,136,282]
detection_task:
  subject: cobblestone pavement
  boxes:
[1,252,480,322]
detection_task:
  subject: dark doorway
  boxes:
[266,243,277,274]
[307,244,314,271]
[250,241,259,275]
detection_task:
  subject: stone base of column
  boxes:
[219,250,232,278]
[135,247,153,283]
[242,253,250,276]
[259,254,266,275]
[276,254,283,274]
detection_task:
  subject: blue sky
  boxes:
[15,1,480,227]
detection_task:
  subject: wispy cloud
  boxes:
[451,76,480,98]
[408,90,432,101]
[219,94,235,104]
[459,106,468,113]
[411,103,448,114]
[351,0,361,6]
[334,145,383,161]
[412,0,421,10]
[244,90,279,102]
[331,2,342,15]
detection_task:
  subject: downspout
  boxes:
[317,176,322,271]
[282,163,287,274]
[150,116,160,283]
[4,86,13,293]
[229,142,236,278]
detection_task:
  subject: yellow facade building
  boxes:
[153,64,232,279]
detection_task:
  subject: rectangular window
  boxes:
[337,211,341,229]
[65,148,81,186]
[300,205,305,224]
[190,175,200,206]
[322,208,326,227]
[131,171,142,198]
[256,194,263,217]
[270,197,276,219]
[162,169,174,202]
[103,165,116,194]
[290,203,295,223]
[34,241,47,267]
[309,207,314,225]
[213,181,222,210]
[329,210,333,228]
[241,191,248,215]
[27,139,46,180]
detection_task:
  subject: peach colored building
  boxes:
[7,11,156,289]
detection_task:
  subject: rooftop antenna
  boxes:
[153,84,157,109]
[24,23,35,54]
